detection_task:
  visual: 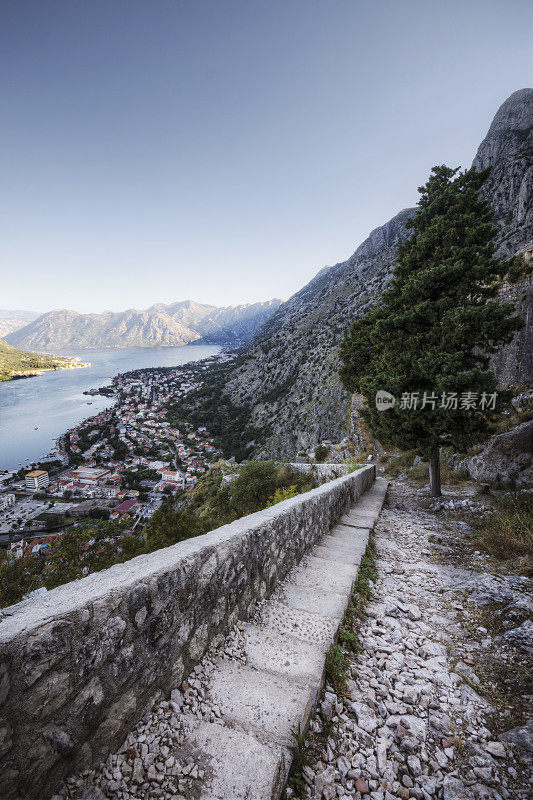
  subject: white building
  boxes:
[147,460,166,472]
[160,469,186,489]
[0,493,15,511]
[25,470,50,490]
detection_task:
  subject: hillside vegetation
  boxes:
[0,338,79,382]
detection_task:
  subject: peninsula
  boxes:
[0,338,89,382]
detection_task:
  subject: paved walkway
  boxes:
[59,478,388,800]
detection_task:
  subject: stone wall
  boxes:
[285,462,350,481]
[0,465,374,800]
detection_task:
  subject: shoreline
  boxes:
[0,344,223,471]
[1,358,91,383]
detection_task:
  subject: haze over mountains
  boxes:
[0,310,40,339]
[4,299,281,350]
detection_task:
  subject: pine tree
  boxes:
[340,165,524,496]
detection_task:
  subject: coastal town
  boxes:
[0,352,236,559]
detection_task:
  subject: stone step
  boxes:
[243,625,326,686]
[281,582,351,618]
[312,542,365,565]
[339,512,377,529]
[259,598,339,648]
[167,478,388,800]
[338,478,388,532]
[288,556,356,596]
[323,527,370,548]
[174,714,288,800]
[208,660,315,746]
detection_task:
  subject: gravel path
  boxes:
[300,481,532,800]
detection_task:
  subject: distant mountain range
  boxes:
[3,299,281,350]
[0,310,40,339]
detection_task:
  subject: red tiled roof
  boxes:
[114,499,137,514]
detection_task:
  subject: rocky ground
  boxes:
[300,480,532,800]
[52,478,532,800]
[53,625,249,800]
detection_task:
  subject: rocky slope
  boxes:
[473,88,533,257]
[225,209,415,458]
[220,89,533,459]
[6,299,281,350]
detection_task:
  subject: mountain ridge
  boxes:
[6,299,282,350]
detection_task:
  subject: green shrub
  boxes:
[0,555,43,608]
[228,461,279,515]
[315,444,330,463]
[386,451,418,476]
[287,723,311,798]
[338,626,361,653]
[325,644,348,694]
[408,462,430,482]
[266,485,299,507]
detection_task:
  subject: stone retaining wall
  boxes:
[285,462,350,481]
[0,465,374,800]
[285,461,348,483]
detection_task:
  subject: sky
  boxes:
[1,0,531,314]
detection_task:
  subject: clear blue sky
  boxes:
[1,0,531,313]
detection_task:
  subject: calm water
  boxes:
[0,345,220,470]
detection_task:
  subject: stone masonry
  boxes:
[0,466,374,800]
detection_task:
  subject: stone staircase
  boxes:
[172,477,389,800]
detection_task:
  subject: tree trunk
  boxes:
[429,454,441,497]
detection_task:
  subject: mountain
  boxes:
[146,299,283,342]
[7,308,201,350]
[0,339,83,382]
[213,89,533,459]
[6,299,281,350]
[0,310,40,339]
[473,88,533,257]
[188,300,283,343]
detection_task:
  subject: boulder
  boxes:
[499,718,533,754]
[462,419,533,486]
[500,620,533,653]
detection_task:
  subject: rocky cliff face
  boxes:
[194,300,283,343]
[6,299,281,350]
[472,88,533,385]
[221,89,533,459]
[224,209,414,458]
[474,88,533,257]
